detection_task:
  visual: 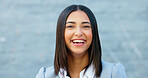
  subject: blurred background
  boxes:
[0,0,148,78]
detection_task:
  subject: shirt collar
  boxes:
[85,63,95,78]
[58,63,95,78]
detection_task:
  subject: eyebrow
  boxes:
[66,21,90,24]
[66,21,76,24]
[82,21,90,24]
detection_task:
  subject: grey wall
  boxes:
[0,0,148,78]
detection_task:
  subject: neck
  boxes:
[68,52,89,77]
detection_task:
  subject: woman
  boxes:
[36,5,126,78]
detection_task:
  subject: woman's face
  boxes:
[65,10,92,55]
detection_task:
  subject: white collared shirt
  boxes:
[36,61,127,78]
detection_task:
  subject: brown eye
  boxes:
[83,26,91,28]
[66,26,74,28]
[66,25,74,30]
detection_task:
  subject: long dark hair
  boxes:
[54,5,102,77]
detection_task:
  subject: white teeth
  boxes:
[73,40,85,43]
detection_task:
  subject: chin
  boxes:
[71,50,88,55]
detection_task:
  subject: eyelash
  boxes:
[83,26,91,28]
[66,26,91,29]
[66,26,74,28]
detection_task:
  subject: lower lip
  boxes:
[72,42,85,46]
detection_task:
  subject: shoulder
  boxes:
[100,61,126,78]
[35,66,59,78]
[111,62,127,78]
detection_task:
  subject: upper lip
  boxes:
[71,39,86,41]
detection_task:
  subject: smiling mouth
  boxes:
[71,39,86,46]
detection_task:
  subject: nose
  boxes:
[75,27,83,37]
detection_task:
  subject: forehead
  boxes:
[66,10,90,22]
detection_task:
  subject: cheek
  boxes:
[85,31,92,41]
[64,30,73,43]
